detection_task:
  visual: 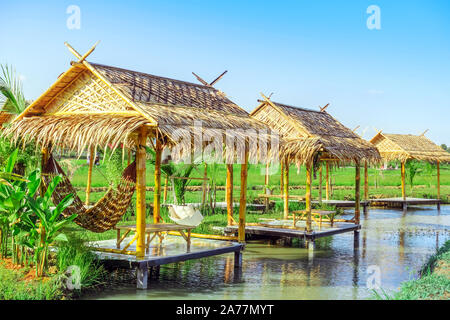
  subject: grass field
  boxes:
[66,158,449,205]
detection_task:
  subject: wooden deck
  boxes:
[91,235,243,289]
[224,220,360,242]
[369,197,441,211]
[312,199,370,211]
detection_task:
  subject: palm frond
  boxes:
[0,64,27,115]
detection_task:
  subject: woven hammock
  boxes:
[42,155,136,233]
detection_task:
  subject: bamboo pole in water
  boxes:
[325,161,330,201]
[226,164,234,225]
[437,160,440,200]
[355,162,361,225]
[238,142,249,243]
[364,161,369,201]
[318,164,323,204]
[283,158,289,219]
[136,126,147,258]
[154,136,162,224]
[401,161,406,200]
[85,146,94,206]
[305,161,312,232]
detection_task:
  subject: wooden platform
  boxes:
[91,236,244,289]
[224,220,360,242]
[369,197,441,211]
[311,200,370,212]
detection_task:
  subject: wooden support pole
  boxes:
[127,149,131,166]
[40,146,49,197]
[238,142,249,243]
[401,161,406,200]
[437,161,440,200]
[318,164,323,205]
[85,146,94,206]
[264,161,270,211]
[283,158,289,219]
[163,174,168,202]
[154,137,162,224]
[280,160,284,196]
[136,127,147,258]
[226,164,234,225]
[202,163,208,206]
[325,161,330,201]
[306,161,312,232]
[355,162,361,225]
[364,161,369,201]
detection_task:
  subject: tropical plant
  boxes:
[405,159,422,193]
[22,176,76,277]
[0,64,28,115]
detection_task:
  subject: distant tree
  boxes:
[441,144,448,152]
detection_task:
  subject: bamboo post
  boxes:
[283,158,289,219]
[238,141,249,243]
[85,146,94,206]
[306,161,312,232]
[163,175,168,202]
[437,161,440,199]
[226,164,234,225]
[318,164,323,205]
[355,162,361,225]
[202,163,208,206]
[136,127,147,258]
[154,136,162,224]
[264,161,270,211]
[364,161,369,200]
[280,160,284,195]
[401,161,406,200]
[325,161,330,201]
[40,146,49,197]
[127,149,131,166]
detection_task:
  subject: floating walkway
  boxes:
[224,220,360,245]
[91,235,243,289]
[369,197,441,211]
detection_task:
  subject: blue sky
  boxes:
[1,0,449,144]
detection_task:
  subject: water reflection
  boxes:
[90,205,450,300]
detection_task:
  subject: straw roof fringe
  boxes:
[251,99,381,166]
[370,132,450,163]
[6,60,278,164]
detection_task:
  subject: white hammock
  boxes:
[168,204,204,227]
[167,176,204,227]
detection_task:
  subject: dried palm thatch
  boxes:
[251,98,381,166]
[4,60,277,163]
[370,132,450,163]
[0,111,13,128]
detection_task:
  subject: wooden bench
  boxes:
[291,210,336,228]
[115,223,196,254]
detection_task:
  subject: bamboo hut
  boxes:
[250,95,381,233]
[370,131,450,204]
[3,43,276,260]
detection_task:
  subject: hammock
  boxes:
[167,177,204,227]
[42,155,136,233]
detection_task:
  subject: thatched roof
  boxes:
[250,98,381,165]
[370,132,450,163]
[0,111,13,128]
[4,59,276,163]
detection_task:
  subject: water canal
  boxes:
[88,205,449,300]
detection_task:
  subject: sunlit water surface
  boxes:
[89,205,449,300]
